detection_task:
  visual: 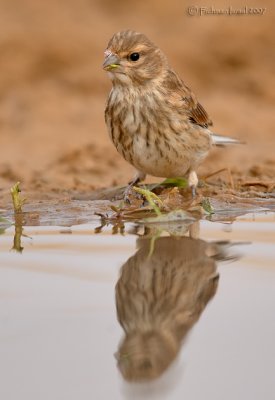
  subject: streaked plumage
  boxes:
[103,30,240,194]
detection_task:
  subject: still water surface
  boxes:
[0,212,274,400]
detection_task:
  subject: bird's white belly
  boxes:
[131,135,191,178]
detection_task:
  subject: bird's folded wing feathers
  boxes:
[178,78,213,128]
[188,101,213,128]
[172,72,242,144]
[179,81,242,145]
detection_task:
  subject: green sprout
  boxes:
[201,198,214,215]
[161,177,188,188]
[133,186,163,216]
[148,229,162,258]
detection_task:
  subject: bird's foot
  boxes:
[123,171,146,204]
[123,185,146,204]
[123,184,135,204]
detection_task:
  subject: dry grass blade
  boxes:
[10,182,26,214]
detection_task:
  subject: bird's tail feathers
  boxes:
[211,133,244,146]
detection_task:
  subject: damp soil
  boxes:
[0,0,275,210]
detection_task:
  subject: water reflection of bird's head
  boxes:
[115,234,223,382]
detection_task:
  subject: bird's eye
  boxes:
[129,52,140,62]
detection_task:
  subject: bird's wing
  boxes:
[165,69,213,128]
[180,82,213,128]
[187,98,213,128]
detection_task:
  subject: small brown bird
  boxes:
[103,30,240,196]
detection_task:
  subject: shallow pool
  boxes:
[0,211,274,400]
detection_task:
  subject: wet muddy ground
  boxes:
[0,0,275,202]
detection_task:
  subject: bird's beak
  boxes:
[103,51,120,71]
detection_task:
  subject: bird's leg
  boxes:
[188,170,198,198]
[128,170,146,187]
[124,171,146,203]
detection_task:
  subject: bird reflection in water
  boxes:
[115,223,236,382]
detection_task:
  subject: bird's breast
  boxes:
[105,88,211,177]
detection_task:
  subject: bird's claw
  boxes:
[123,184,145,204]
[124,194,131,204]
[123,185,133,204]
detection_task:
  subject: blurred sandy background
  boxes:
[0,0,274,204]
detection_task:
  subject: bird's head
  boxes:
[103,30,167,86]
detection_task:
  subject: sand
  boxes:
[0,0,274,207]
